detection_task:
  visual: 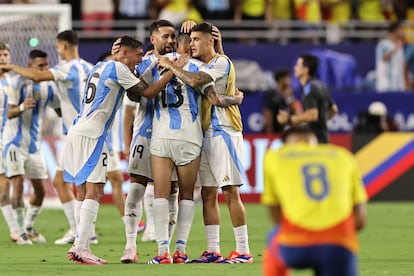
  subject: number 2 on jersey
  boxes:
[301,163,329,201]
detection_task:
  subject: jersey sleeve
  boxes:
[8,77,22,105]
[49,63,70,82]
[199,56,229,82]
[47,81,61,109]
[116,63,140,90]
[261,150,280,206]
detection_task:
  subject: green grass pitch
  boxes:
[0,202,413,275]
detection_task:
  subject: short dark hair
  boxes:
[388,21,402,33]
[191,22,213,34]
[177,32,190,46]
[56,30,79,45]
[281,125,315,142]
[119,36,143,49]
[149,19,175,35]
[300,54,319,78]
[29,49,47,60]
[274,69,290,82]
[0,41,10,52]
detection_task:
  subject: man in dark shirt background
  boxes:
[277,54,338,143]
[263,69,301,134]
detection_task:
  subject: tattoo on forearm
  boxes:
[170,65,212,86]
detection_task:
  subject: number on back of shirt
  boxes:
[85,72,100,104]
[301,163,329,201]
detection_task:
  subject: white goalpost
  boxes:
[0,4,71,67]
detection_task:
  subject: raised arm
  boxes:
[0,64,54,82]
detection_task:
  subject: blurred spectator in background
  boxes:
[82,0,115,32]
[321,0,351,24]
[292,0,322,43]
[357,0,385,22]
[157,0,202,26]
[114,0,158,20]
[271,0,293,20]
[233,0,272,24]
[375,21,406,92]
[263,69,301,134]
[197,0,233,19]
[354,101,398,134]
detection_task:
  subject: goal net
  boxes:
[0,4,71,204]
[0,4,71,67]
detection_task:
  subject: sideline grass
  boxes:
[0,202,413,275]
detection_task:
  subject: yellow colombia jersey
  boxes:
[201,54,242,133]
[262,143,367,251]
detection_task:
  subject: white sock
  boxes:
[74,200,83,230]
[233,225,250,254]
[153,198,169,255]
[124,182,146,249]
[75,199,99,250]
[205,225,221,253]
[168,192,178,240]
[1,204,18,235]
[143,184,154,233]
[62,200,76,232]
[14,207,25,234]
[174,200,195,254]
[24,204,41,229]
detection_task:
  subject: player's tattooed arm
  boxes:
[204,85,244,107]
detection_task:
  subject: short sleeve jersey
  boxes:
[69,60,140,139]
[49,58,93,134]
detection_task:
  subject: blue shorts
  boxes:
[279,244,357,276]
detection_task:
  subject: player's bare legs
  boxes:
[172,157,199,263]
[0,173,19,242]
[24,179,47,243]
[67,182,107,265]
[149,155,174,264]
[121,174,147,263]
[107,169,125,216]
[221,185,252,263]
[53,170,77,245]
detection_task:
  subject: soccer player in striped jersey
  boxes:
[159,22,251,264]
[64,36,186,265]
[0,41,20,243]
[262,126,367,275]
[3,49,61,245]
[0,30,93,245]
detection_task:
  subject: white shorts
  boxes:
[127,135,152,179]
[4,144,47,179]
[150,138,201,166]
[62,133,108,186]
[199,133,244,188]
[107,150,121,173]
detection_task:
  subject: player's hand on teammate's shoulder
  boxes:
[157,56,172,70]
[111,37,122,56]
[174,54,189,68]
